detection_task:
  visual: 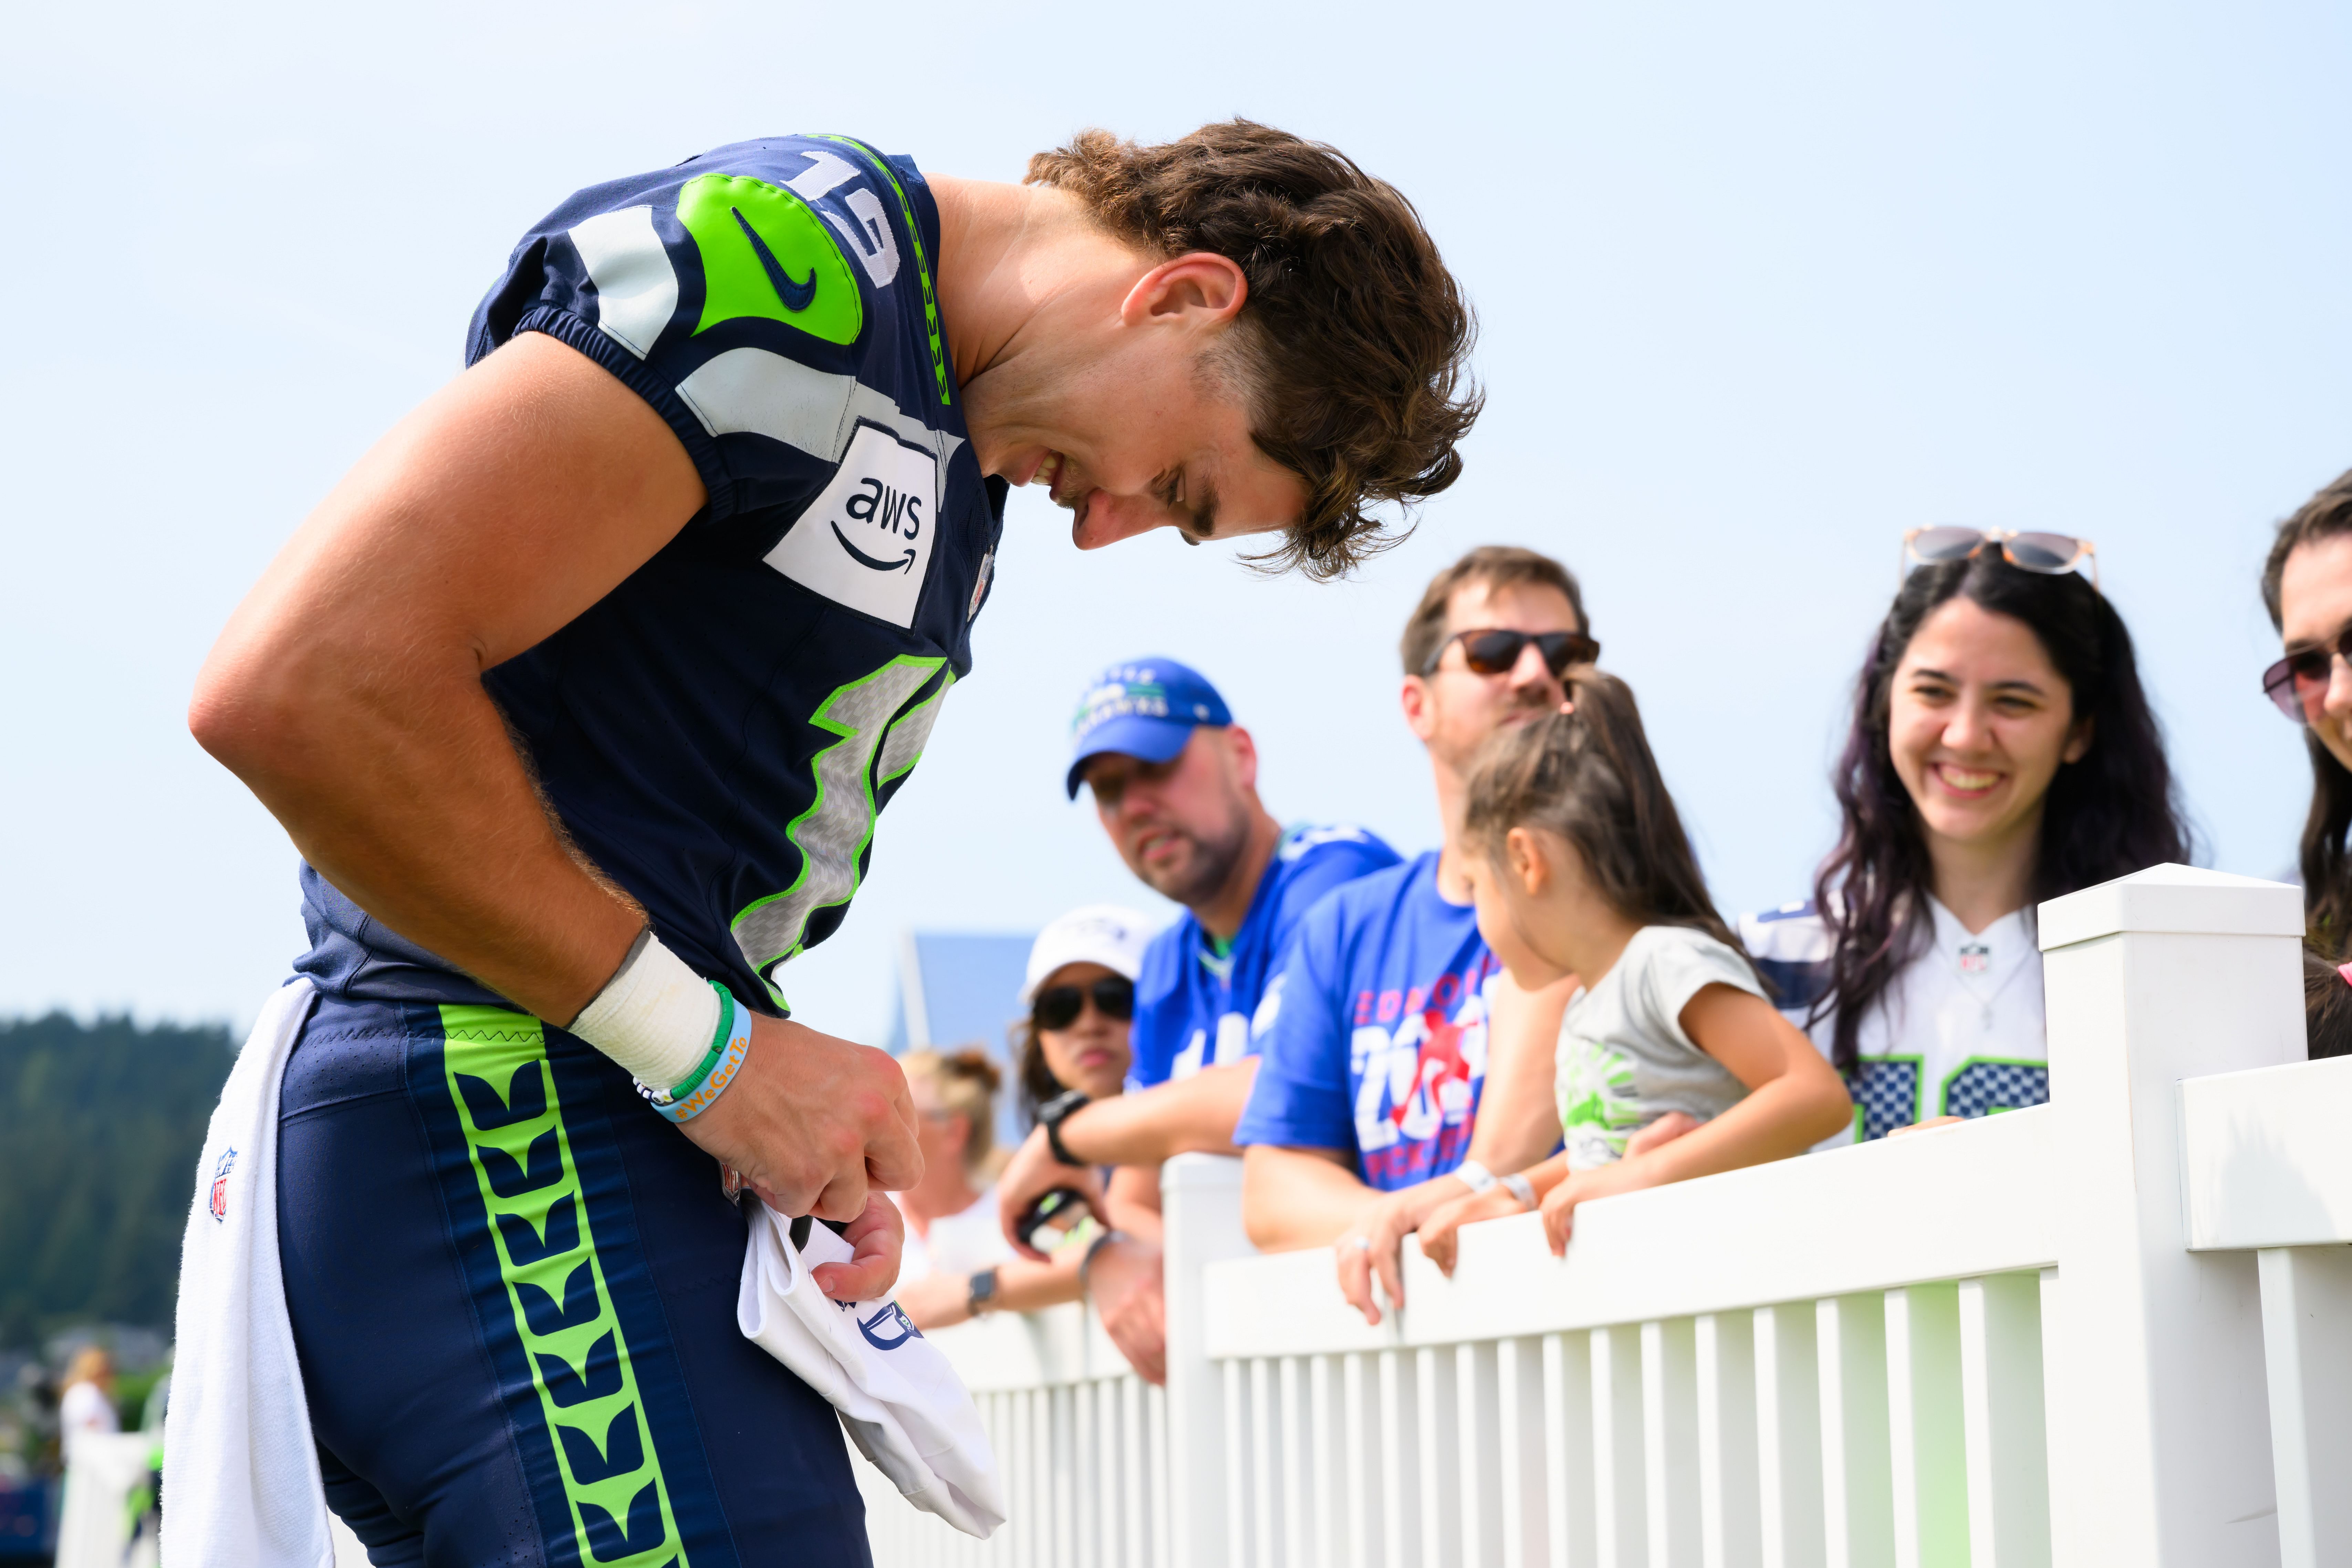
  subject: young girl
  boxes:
[1418,674,1853,1266]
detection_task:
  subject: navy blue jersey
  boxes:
[1234,854,1503,1190]
[1128,824,1400,1091]
[296,136,1001,1015]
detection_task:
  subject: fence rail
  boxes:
[863,866,2343,1567]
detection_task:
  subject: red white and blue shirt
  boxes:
[1235,854,1501,1190]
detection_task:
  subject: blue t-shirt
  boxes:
[1129,824,1401,1090]
[295,136,1001,1014]
[1234,854,1502,1190]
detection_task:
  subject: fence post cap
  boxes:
[2037,862,2302,951]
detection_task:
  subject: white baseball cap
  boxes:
[1020,905,1156,1005]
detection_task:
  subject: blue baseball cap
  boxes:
[1064,658,1233,799]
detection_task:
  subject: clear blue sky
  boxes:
[4,0,2346,1043]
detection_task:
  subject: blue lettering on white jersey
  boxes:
[1235,854,1500,1191]
[1129,824,1400,1091]
[295,136,1002,1014]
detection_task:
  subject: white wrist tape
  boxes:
[568,932,720,1090]
[1501,1173,1538,1210]
[1453,1159,1497,1195]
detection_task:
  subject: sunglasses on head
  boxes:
[2262,624,2352,723]
[1421,627,1601,678]
[1901,528,2099,591]
[1032,976,1135,1031]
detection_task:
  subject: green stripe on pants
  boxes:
[439,1005,690,1568]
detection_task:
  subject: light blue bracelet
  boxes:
[635,984,752,1123]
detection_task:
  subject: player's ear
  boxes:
[1121,252,1247,330]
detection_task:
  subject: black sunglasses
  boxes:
[1421,627,1600,678]
[1032,976,1134,1031]
[2262,624,2352,722]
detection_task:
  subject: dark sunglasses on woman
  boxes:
[1421,627,1601,678]
[1902,528,2099,591]
[2262,625,2352,722]
[1032,976,1135,1030]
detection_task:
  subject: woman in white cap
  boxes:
[895,905,1153,1328]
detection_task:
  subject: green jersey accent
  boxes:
[677,173,863,346]
[731,655,949,999]
[815,136,951,407]
[438,1006,689,1568]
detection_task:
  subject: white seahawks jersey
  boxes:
[1739,895,2048,1146]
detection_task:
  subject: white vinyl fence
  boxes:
[863,865,2352,1566]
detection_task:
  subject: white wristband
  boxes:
[1501,1173,1537,1210]
[568,932,720,1090]
[1453,1159,1497,1195]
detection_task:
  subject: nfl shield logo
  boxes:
[209,1149,237,1223]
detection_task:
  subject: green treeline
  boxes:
[0,1014,234,1348]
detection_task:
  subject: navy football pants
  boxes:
[277,993,870,1567]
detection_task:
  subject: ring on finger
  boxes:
[1346,1236,1372,1252]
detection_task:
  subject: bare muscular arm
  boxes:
[190,332,919,1279]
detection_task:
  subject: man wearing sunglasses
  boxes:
[1234,545,1599,1322]
[995,659,1400,1380]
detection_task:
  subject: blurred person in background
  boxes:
[56,1349,116,1439]
[2256,469,2352,1060]
[974,907,1185,1377]
[994,663,1399,1375]
[2260,470,2352,956]
[892,1048,1101,1331]
[1742,530,2189,1142]
[1233,546,1596,1322]
[893,1051,1018,1287]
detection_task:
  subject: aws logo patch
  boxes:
[765,421,940,627]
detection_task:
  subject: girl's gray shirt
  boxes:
[1557,924,1761,1170]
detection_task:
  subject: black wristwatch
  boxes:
[1037,1089,1092,1168]
[966,1267,1000,1317]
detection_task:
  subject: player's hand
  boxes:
[1087,1238,1168,1385]
[681,1015,920,1222]
[997,1125,1109,1262]
[1335,1186,1431,1327]
[808,1192,906,1301]
[1416,1186,1528,1277]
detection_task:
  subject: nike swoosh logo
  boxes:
[831,523,916,573]
[732,206,815,311]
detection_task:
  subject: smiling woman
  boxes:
[1739,542,2191,1144]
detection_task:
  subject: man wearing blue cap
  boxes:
[994,658,1399,1379]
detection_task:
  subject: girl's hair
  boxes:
[899,1047,1002,1175]
[1462,672,1753,969]
[1813,553,2190,1073]
[2260,468,2352,954]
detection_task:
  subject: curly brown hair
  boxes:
[1027,120,1480,580]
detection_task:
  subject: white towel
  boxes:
[160,978,331,1568]
[737,1202,1005,1537]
